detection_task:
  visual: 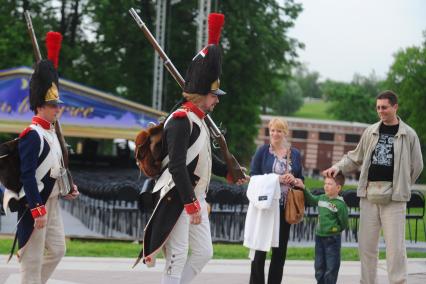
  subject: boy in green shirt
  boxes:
[294,173,348,284]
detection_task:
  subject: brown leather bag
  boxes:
[283,149,305,224]
[285,187,305,224]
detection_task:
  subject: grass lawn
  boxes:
[291,100,335,120]
[1,238,425,260]
[405,210,426,243]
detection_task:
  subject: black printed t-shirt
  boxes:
[368,123,399,181]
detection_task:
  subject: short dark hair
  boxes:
[376,90,398,106]
[326,172,345,188]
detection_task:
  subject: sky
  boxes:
[287,0,426,82]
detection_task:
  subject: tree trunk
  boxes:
[70,0,80,47]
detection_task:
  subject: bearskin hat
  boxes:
[29,59,60,111]
[183,45,225,95]
[183,13,226,96]
[29,31,63,111]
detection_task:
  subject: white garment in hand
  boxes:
[246,174,281,209]
[244,174,281,258]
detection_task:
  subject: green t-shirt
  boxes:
[303,188,349,237]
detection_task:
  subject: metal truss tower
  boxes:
[152,0,167,110]
[151,0,211,111]
[196,0,211,52]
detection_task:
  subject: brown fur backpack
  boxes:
[135,123,164,178]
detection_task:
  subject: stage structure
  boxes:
[0,66,165,140]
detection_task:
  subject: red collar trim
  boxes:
[32,116,52,130]
[182,101,205,119]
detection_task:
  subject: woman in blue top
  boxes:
[249,118,304,284]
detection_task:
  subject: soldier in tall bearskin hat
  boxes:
[3,31,79,284]
[137,14,245,283]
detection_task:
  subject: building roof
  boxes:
[0,67,166,140]
[261,114,371,129]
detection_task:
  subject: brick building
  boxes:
[256,115,370,176]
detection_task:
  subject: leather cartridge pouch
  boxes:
[366,181,393,205]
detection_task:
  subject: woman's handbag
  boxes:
[285,186,305,224]
[283,148,305,224]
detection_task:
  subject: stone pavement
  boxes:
[1,256,425,284]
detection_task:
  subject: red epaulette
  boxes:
[19,127,32,139]
[172,110,188,119]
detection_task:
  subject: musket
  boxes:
[129,8,245,182]
[24,11,42,63]
[24,11,75,193]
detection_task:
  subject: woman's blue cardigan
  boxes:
[250,144,304,180]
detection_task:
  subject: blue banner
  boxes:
[0,67,160,131]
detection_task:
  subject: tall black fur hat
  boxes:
[183,13,226,96]
[29,59,62,111]
[183,44,225,96]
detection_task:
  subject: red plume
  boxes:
[45,31,63,69]
[208,13,225,45]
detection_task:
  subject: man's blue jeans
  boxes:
[315,234,341,284]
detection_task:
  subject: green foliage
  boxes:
[272,79,304,116]
[215,0,303,163]
[0,0,303,165]
[385,34,426,142]
[294,64,322,98]
[0,1,45,69]
[321,73,383,123]
[63,0,157,106]
[385,32,426,182]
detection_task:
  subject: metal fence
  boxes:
[61,196,360,242]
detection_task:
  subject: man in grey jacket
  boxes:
[324,90,423,284]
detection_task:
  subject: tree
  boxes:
[273,79,304,115]
[67,0,156,106]
[0,0,47,69]
[0,0,303,164]
[322,73,383,123]
[386,33,426,143]
[385,32,426,182]
[214,0,303,162]
[294,64,322,98]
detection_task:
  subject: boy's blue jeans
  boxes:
[314,234,341,284]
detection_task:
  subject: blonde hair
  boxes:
[183,92,205,105]
[268,118,289,136]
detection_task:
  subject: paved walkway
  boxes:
[0,255,426,284]
[1,256,426,284]
[2,205,426,283]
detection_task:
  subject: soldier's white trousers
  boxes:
[19,187,66,284]
[161,198,213,284]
